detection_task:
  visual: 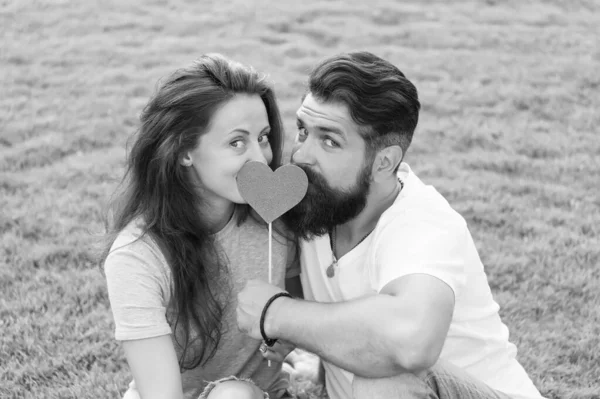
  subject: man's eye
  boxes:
[324,137,338,148]
[296,127,308,142]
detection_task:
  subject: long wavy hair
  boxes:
[101,53,284,369]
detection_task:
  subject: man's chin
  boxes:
[282,208,330,240]
[293,229,329,241]
[297,226,329,241]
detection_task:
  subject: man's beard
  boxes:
[282,163,372,240]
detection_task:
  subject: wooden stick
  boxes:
[268,222,272,367]
[269,222,272,286]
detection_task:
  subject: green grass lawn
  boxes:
[1,0,599,398]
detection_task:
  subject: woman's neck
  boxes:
[200,199,236,234]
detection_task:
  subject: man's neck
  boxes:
[335,178,401,253]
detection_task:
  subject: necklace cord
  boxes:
[327,178,404,277]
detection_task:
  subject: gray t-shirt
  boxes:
[104,210,299,398]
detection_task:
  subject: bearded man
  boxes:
[236,51,544,399]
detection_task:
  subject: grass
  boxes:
[1,0,599,398]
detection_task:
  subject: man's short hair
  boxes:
[307,51,421,163]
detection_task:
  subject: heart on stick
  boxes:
[237,161,308,224]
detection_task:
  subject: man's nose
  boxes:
[291,139,315,166]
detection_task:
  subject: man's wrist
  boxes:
[264,296,292,339]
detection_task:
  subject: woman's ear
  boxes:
[180,152,193,167]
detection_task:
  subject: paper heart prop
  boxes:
[237,161,308,224]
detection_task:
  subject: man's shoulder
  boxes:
[375,211,467,248]
[378,169,467,236]
[388,193,465,226]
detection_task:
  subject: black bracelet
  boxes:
[260,292,292,347]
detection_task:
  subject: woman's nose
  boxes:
[249,143,269,165]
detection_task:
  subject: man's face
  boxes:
[282,93,373,239]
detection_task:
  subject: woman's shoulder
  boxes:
[105,219,170,279]
[110,219,157,254]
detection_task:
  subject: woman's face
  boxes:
[183,94,274,207]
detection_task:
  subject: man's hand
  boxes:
[236,279,286,340]
[259,340,296,363]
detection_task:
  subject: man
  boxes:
[237,51,545,399]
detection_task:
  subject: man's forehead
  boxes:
[297,93,350,124]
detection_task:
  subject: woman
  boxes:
[101,54,299,399]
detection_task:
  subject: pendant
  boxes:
[326,260,337,278]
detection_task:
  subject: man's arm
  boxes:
[239,274,454,378]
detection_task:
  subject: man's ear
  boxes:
[180,152,193,167]
[373,146,403,177]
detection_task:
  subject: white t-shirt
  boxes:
[299,162,544,399]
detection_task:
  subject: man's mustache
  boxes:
[294,164,326,188]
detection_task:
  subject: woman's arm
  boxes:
[122,335,183,399]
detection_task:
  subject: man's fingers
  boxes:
[236,310,244,332]
[236,308,249,333]
[261,348,285,363]
[259,341,286,363]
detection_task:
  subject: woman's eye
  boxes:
[230,139,245,148]
[259,134,270,144]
